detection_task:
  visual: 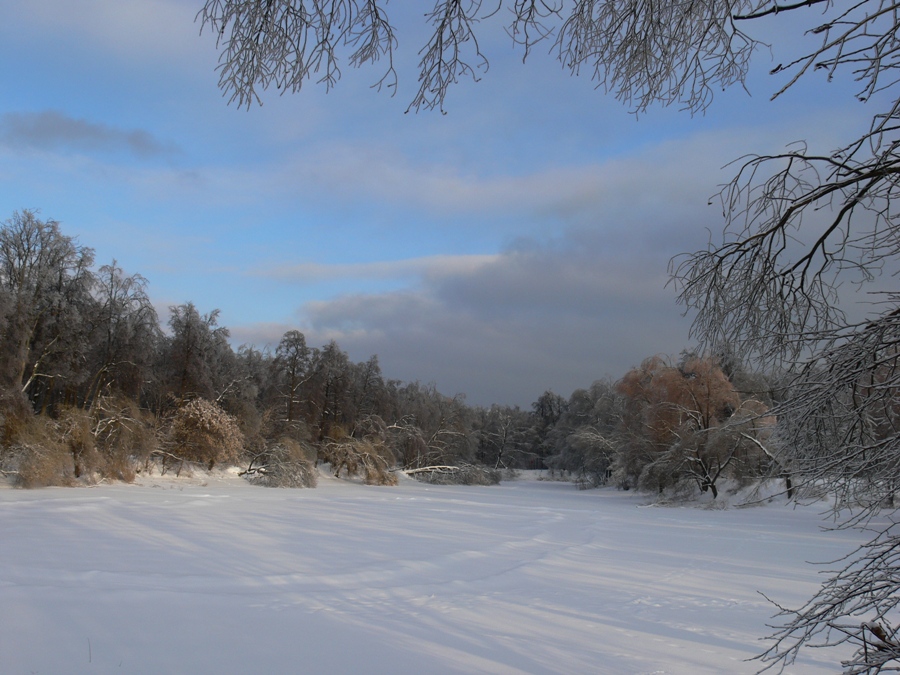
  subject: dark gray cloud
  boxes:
[260,234,695,408]
[232,294,690,409]
[0,110,178,158]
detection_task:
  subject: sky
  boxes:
[0,0,874,406]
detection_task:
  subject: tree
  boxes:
[616,355,757,498]
[197,0,756,114]
[383,381,473,467]
[164,303,233,402]
[545,379,624,487]
[473,404,530,469]
[304,340,354,440]
[218,343,272,452]
[350,354,387,420]
[274,329,311,424]
[528,390,568,468]
[86,260,159,404]
[747,323,900,672]
[0,210,95,405]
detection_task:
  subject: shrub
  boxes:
[0,395,77,487]
[170,398,244,469]
[322,435,398,486]
[13,442,76,488]
[242,437,317,488]
[636,451,695,500]
[0,388,33,447]
[58,406,106,479]
[406,463,501,486]
[91,395,159,482]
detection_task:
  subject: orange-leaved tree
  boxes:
[616,354,768,498]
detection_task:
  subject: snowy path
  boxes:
[0,474,867,674]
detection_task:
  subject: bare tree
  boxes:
[165,303,233,402]
[86,261,159,404]
[197,0,761,113]
[760,523,900,675]
[274,329,311,424]
[0,210,95,403]
[646,0,900,669]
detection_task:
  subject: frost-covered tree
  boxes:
[86,260,159,404]
[545,379,624,487]
[198,0,762,114]
[274,329,310,424]
[165,303,234,402]
[350,354,387,419]
[304,340,354,440]
[0,210,95,405]
[473,404,530,469]
[386,381,473,468]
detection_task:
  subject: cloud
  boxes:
[0,111,179,159]
[228,125,838,405]
[242,110,858,233]
[227,107,873,406]
[233,231,694,407]
[274,142,662,218]
[4,0,211,66]
[261,254,500,283]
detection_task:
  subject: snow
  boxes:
[0,471,872,674]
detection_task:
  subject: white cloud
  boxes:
[261,254,500,283]
[206,105,867,230]
[5,0,211,66]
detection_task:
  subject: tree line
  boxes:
[0,207,778,496]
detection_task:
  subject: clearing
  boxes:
[0,471,866,674]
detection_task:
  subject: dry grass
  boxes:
[0,390,166,487]
[14,442,77,488]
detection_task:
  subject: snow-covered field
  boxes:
[0,471,870,674]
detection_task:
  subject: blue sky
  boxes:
[0,1,872,405]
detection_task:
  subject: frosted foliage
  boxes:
[171,398,244,469]
[198,0,756,112]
